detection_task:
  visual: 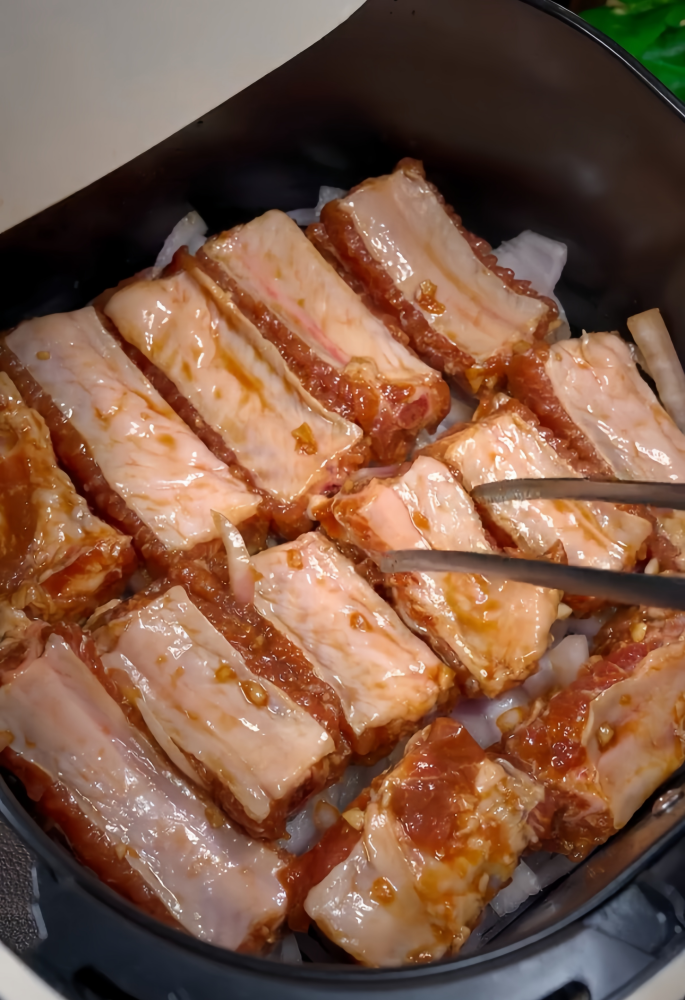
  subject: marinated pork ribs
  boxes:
[252,531,453,759]
[90,583,343,839]
[427,395,652,574]
[325,455,561,698]
[2,157,684,968]
[508,332,685,568]
[0,308,264,574]
[197,208,450,462]
[0,622,287,950]
[501,607,685,860]
[0,373,135,621]
[314,159,559,389]
[295,718,549,966]
[102,262,366,537]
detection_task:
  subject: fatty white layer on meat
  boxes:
[338,166,550,362]
[203,209,435,382]
[5,309,260,551]
[545,333,685,482]
[331,456,560,697]
[0,633,286,948]
[104,270,362,503]
[578,638,685,828]
[92,586,334,824]
[542,332,685,568]
[304,721,544,966]
[253,532,450,745]
[442,405,651,570]
[0,372,129,605]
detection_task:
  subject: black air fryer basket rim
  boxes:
[4,767,685,985]
[2,0,685,986]
[525,0,685,120]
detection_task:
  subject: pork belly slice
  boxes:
[501,608,685,860]
[103,267,365,534]
[301,718,547,966]
[317,159,557,390]
[198,209,450,463]
[431,399,651,572]
[0,626,287,950]
[327,456,561,697]
[0,308,263,574]
[90,584,340,839]
[0,373,135,621]
[508,333,685,568]
[251,532,452,759]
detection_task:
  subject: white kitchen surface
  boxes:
[0,0,365,235]
[0,941,60,1000]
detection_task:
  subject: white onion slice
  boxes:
[287,185,347,227]
[492,230,570,342]
[490,861,541,916]
[547,633,589,689]
[155,210,208,270]
[626,308,685,433]
[492,230,567,300]
[212,510,255,605]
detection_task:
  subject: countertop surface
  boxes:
[0,0,364,235]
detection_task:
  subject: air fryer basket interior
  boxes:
[1,1,685,997]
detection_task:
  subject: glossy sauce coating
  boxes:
[0,372,135,620]
[253,531,451,757]
[331,456,560,697]
[304,718,545,966]
[441,404,651,571]
[321,160,555,384]
[104,269,363,503]
[0,631,287,949]
[510,333,685,569]
[92,585,336,838]
[200,210,450,462]
[502,610,685,857]
[5,309,261,552]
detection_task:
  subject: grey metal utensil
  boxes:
[471,479,685,509]
[378,550,685,609]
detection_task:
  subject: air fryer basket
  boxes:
[1,1,685,997]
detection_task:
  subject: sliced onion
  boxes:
[212,510,256,605]
[287,186,347,227]
[349,464,402,483]
[155,210,208,270]
[627,308,685,433]
[490,861,541,916]
[547,634,589,688]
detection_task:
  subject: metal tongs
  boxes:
[378,479,685,610]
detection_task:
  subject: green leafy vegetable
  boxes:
[582,0,685,100]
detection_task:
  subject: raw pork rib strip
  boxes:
[501,607,685,860]
[198,209,450,462]
[252,532,452,759]
[508,333,685,569]
[103,264,366,537]
[299,718,548,967]
[0,373,135,621]
[429,397,652,573]
[326,456,561,698]
[0,308,263,575]
[0,625,287,950]
[90,584,341,839]
[317,159,558,390]
[163,559,350,761]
